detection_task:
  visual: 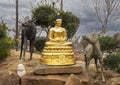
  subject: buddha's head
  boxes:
[55,19,62,27]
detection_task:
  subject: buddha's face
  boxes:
[55,19,62,27]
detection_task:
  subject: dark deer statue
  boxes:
[82,33,105,82]
[20,19,36,60]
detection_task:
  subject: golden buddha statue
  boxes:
[45,19,72,46]
[40,18,75,65]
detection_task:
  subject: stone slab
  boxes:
[34,62,83,75]
[21,74,90,85]
[21,74,67,85]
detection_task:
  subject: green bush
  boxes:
[0,22,13,60]
[117,67,120,73]
[0,28,6,38]
[0,37,13,60]
[0,42,12,60]
[35,37,47,52]
[99,36,119,52]
[0,49,10,60]
[103,53,120,73]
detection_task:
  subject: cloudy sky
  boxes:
[0,0,120,37]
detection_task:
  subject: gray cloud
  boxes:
[0,0,120,38]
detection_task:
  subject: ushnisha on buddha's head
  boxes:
[55,19,62,27]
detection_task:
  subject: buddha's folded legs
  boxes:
[45,41,72,46]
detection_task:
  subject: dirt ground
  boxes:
[0,50,41,75]
[0,50,119,84]
[0,50,86,75]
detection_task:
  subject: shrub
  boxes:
[99,36,119,52]
[117,67,120,73]
[0,22,13,60]
[0,28,6,38]
[0,41,11,60]
[103,53,120,73]
[0,49,10,60]
[0,37,14,60]
[35,37,47,52]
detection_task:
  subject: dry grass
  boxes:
[0,50,41,75]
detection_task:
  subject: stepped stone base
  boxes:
[21,75,67,85]
[21,61,89,85]
[34,62,83,75]
[21,74,90,85]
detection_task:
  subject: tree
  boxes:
[99,36,119,52]
[32,5,55,35]
[32,5,80,40]
[92,0,120,33]
[59,11,80,40]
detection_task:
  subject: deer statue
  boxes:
[20,17,36,60]
[82,32,105,82]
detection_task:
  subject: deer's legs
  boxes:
[29,39,34,60]
[22,37,27,61]
[99,58,105,82]
[85,55,90,77]
[94,58,99,72]
[20,37,24,59]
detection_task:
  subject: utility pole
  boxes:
[16,0,19,51]
[60,0,63,11]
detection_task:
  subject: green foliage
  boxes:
[35,37,47,52]
[103,53,120,73]
[0,22,13,60]
[117,67,120,73]
[0,27,6,38]
[32,5,55,28]
[99,36,119,52]
[32,5,80,40]
[0,41,10,60]
[59,11,80,39]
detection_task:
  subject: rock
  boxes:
[65,74,81,85]
[111,77,120,85]
[34,63,83,75]
[81,78,90,85]
[92,82,104,85]
[21,74,67,85]
[104,70,120,78]
[0,74,20,85]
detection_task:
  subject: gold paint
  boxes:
[40,19,75,65]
